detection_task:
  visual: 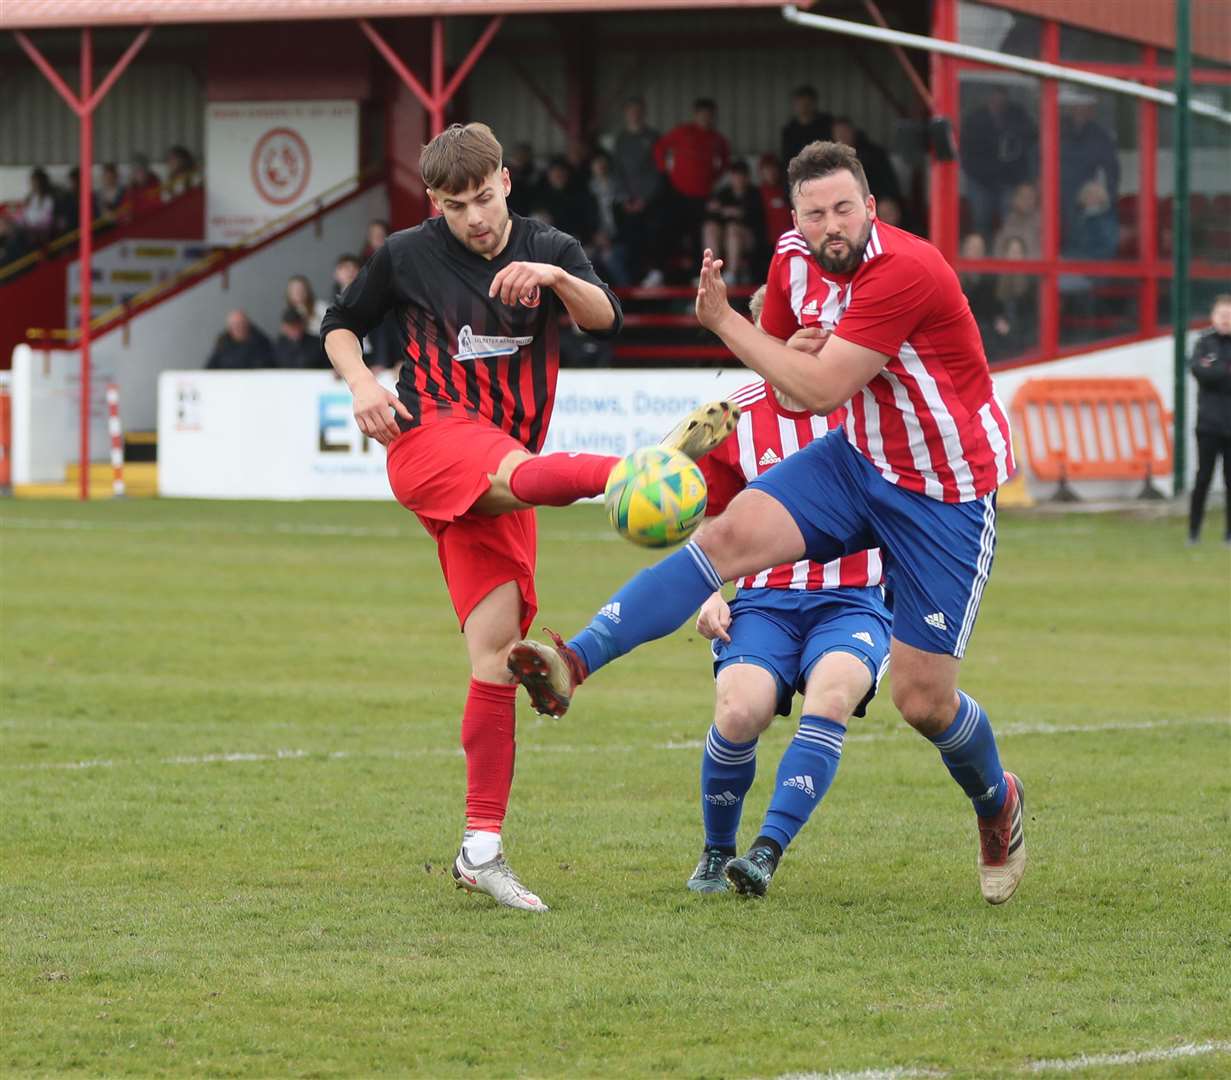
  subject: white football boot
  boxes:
[977,771,1027,904]
[452,846,549,913]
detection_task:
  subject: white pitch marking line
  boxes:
[1025,1039,1231,1073]
[773,1039,1231,1080]
[6,716,1226,774]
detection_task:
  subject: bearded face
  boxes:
[791,169,875,275]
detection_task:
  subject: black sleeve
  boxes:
[1190,336,1231,391]
[539,228,624,339]
[319,243,399,346]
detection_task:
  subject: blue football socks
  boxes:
[758,715,846,852]
[700,725,758,851]
[928,690,1007,817]
[568,541,724,675]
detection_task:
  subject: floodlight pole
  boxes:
[1171,0,1191,494]
[13,25,152,500]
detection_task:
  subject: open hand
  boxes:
[695,248,732,331]
[489,261,562,306]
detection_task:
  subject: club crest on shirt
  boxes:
[518,286,542,309]
[454,324,534,361]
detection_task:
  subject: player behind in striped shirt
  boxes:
[685,285,891,897]
[509,141,1027,906]
[321,123,738,912]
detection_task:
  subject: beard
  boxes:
[814,217,872,274]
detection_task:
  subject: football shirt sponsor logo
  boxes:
[454,324,533,361]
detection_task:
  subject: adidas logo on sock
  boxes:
[758,448,782,467]
[704,790,739,806]
[851,631,874,645]
[599,601,622,624]
[924,611,948,631]
[782,774,816,798]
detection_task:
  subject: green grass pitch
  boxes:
[2,498,1228,1079]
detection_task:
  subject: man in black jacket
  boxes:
[1189,294,1231,544]
[206,310,273,369]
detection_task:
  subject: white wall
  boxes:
[89,182,387,432]
[8,183,387,484]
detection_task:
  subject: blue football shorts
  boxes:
[747,428,998,658]
[711,585,891,717]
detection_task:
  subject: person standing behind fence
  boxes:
[1188,294,1231,546]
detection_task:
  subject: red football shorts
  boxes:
[385,417,537,636]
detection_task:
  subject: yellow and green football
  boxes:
[604,447,708,548]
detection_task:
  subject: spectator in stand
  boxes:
[780,85,833,170]
[362,219,390,260]
[332,253,362,301]
[506,141,539,216]
[0,212,28,266]
[611,96,664,285]
[758,155,793,247]
[990,236,1037,360]
[832,116,901,207]
[588,151,630,286]
[960,87,1038,241]
[1187,294,1231,545]
[126,153,162,210]
[993,181,1042,258]
[702,160,764,284]
[98,163,127,216]
[1059,87,1119,259]
[654,98,731,268]
[877,196,905,228]
[274,308,327,368]
[165,145,197,198]
[564,138,594,196]
[22,167,57,243]
[285,274,329,337]
[206,309,274,370]
[958,232,998,330]
[56,167,96,235]
[530,156,597,242]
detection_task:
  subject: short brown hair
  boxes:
[748,284,767,326]
[1214,293,1231,308]
[420,122,503,194]
[787,140,869,201]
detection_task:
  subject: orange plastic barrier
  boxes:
[1010,378,1173,500]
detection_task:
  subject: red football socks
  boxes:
[507,453,619,507]
[461,678,518,832]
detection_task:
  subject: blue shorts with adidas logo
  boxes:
[711,586,891,717]
[747,428,998,658]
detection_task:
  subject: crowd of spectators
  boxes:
[0,145,198,266]
[503,86,911,289]
[207,219,403,373]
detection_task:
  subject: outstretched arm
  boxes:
[696,249,887,415]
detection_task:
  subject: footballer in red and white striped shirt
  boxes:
[515,141,1027,905]
[699,378,884,592]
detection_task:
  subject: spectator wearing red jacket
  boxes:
[654,99,730,267]
[758,155,794,246]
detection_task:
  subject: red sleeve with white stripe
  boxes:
[696,436,745,517]
[759,249,800,341]
[834,252,938,358]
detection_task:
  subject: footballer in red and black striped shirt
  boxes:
[321,123,737,912]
